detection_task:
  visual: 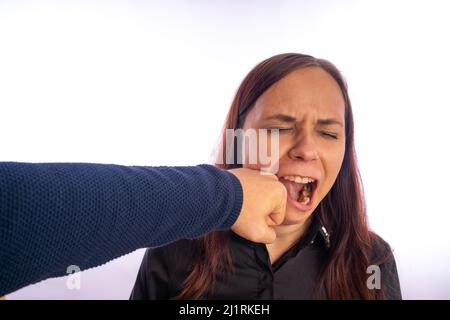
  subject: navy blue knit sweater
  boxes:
[0,162,243,295]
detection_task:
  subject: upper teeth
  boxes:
[283,175,315,184]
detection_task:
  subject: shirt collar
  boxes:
[230,214,331,250]
[308,215,331,249]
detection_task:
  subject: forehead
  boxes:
[251,67,346,121]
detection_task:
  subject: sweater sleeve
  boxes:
[0,162,243,295]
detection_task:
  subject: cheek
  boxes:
[320,147,346,195]
[277,137,293,157]
[241,136,261,169]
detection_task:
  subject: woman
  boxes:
[130,53,402,299]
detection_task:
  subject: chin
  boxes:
[281,205,315,225]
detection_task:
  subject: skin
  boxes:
[241,67,346,263]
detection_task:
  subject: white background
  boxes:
[1,0,449,299]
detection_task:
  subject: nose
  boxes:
[288,133,319,162]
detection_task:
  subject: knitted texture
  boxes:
[0,162,243,295]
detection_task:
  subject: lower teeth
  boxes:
[299,196,310,205]
[297,183,312,205]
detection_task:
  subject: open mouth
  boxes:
[279,175,318,211]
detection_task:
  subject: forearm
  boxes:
[0,162,242,295]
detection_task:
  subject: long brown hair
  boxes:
[177,53,389,299]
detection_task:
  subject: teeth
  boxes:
[294,176,303,183]
[300,196,310,205]
[284,175,315,184]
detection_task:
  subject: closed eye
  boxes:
[267,127,294,132]
[321,131,338,139]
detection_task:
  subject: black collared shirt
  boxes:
[130,217,402,300]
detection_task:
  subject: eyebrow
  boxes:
[317,118,344,127]
[262,114,297,122]
[262,113,344,127]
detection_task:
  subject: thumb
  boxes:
[260,225,277,244]
[268,184,287,226]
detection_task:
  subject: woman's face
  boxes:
[242,67,346,225]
